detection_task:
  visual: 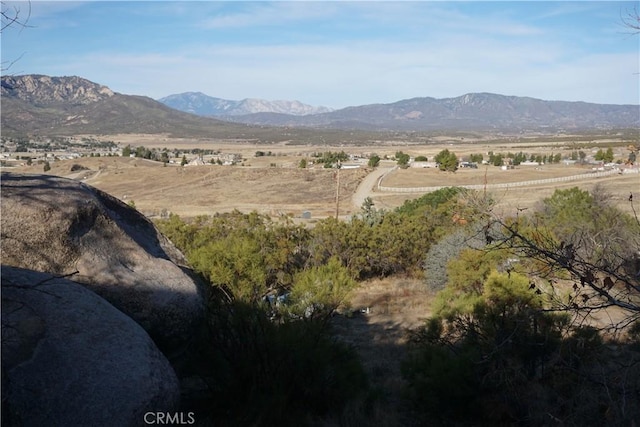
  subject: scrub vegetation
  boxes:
[156,184,640,425]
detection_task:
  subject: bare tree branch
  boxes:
[488,216,640,331]
[621,5,640,33]
[1,0,32,72]
[1,0,31,33]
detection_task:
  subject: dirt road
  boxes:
[351,165,395,209]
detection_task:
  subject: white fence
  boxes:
[377,168,624,194]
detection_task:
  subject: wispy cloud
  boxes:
[529,2,606,21]
[53,32,636,107]
[2,1,637,106]
[200,2,338,29]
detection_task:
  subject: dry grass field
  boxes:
[103,134,638,217]
[14,156,369,219]
[383,163,598,187]
[8,134,638,219]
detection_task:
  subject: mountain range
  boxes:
[1,75,251,138]
[0,75,354,143]
[158,92,333,116]
[161,92,640,132]
[2,74,638,138]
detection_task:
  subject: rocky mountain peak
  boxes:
[1,74,115,106]
[158,91,333,116]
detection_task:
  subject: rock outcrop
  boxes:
[0,74,114,106]
[1,173,205,354]
[1,265,180,426]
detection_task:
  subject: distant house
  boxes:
[410,161,437,168]
[459,162,478,169]
[211,153,242,165]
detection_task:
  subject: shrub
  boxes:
[434,149,458,172]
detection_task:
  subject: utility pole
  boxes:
[335,162,341,219]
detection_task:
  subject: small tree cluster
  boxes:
[434,149,458,172]
[395,151,410,168]
[469,153,483,163]
[595,147,615,163]
[313,150,348,168]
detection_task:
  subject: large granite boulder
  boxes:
[1,266,180,426]
[0,173,204,354]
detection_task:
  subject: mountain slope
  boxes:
[0,75,363,143]
[223,93,640,131]
[1,75,268,137]
[1,74,115,105]
[2,75,638,135]
[158,92,333,116]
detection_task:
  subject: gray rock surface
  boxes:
[0,173,204,353]
[1,265,180,426]
[1,74,115,105]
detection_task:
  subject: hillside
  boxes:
[222,93,640,131]
[0,75,262,138]
[0,75,385,143]
[2,75,638,137]
[1,74,115,105]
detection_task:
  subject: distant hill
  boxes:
[222,93,640,131]
[2,75,638,137]
[158,92,333,116]
[0,75,292,139]
[0,75,369,143]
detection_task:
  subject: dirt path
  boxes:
[351,165,394,209]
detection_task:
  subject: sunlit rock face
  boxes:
[1,74,115,105]
[1,173,205,355]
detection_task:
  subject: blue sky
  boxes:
[2,1,639,108]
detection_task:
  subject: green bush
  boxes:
[395,151,410,168]
[206,301,367,426]
[434,149,458,172]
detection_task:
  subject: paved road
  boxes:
[351,166,394,209]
